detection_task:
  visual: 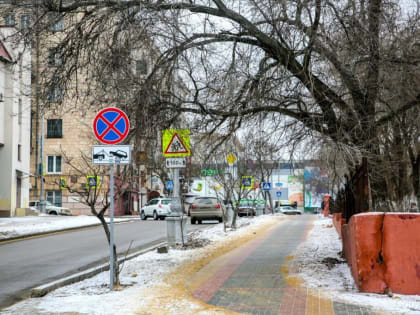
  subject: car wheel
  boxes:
[49,211,57,215]
[198,220,202,224]
[140,211,146,220]
[153,211,158,220]
[159,217,165,220]
[191,217,196,224]
[218,218,223,223]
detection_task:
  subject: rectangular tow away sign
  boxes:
[92,145,132,165]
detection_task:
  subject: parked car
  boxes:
[109,150,127,159]
[238,205,256,217]
[190,197,223,224]
[29,200,72,216]
[274,205,302,215]
[93,153,105,160]
[140,198,172,220]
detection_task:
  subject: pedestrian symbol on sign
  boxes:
[165,134,188,154]
[242,176,253,189]
[262,182,271,191]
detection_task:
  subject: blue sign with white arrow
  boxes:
[166,181,174,191]
[262,182,272,191]
[276,191,282,197]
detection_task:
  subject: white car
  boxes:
[140,198,172,220]
[29,200,72,216]
[275,205,302,215]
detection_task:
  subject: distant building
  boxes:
[0,28,32,217]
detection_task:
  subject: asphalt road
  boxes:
[0,218,214,310]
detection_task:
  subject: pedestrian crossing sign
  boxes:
[262,182,272,191]
[162,129,191,157]
[242,176,253,189]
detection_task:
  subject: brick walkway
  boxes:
[190,215,376,315]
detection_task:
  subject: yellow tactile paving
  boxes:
[305,289,334,315]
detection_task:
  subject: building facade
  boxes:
[0,27,32,217]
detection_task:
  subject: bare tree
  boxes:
[60,151,136,288]
[3,0,420,208]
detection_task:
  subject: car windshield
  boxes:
[161,200,172,205]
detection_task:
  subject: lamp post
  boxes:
[39,105,46,213]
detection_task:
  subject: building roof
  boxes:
[0,39,12,63]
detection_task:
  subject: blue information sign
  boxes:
[276,191,282,197]
[166,181,174,190]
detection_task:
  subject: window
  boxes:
[48,87,62,103]
[48,49,62,67]
[17,144,21,161]
[198,198,214,204]
[47,190,62,207]
[4,14,15,26]
[49,14,63,32]
[47,155,62,173]
[20,15,30,29]
[18,99,22,125]
[136,59,148,75]
[47,119,62,138]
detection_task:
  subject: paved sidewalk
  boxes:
[188,215,377,315]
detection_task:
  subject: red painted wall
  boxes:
[341,213,420,294]
[332,213,345,238]
[382,214,420,294]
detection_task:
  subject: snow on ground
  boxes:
[294,216,420,314]
[0,215,133,240]
[1,214,420,314]
[1,215,279,315]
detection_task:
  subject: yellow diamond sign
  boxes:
[226,153,237,165]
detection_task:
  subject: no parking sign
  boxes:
[93,107,130,144]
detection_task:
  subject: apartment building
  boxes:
[0,27,32,217]
[0,5,191,216]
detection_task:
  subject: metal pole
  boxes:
[39,106,46,213]
[173,168,179,206]
[110,164,114,290]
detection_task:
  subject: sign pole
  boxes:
[109,163,114,290]
[173,168,179,202]
[92,107,130,292]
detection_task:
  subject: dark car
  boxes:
[93,153,105,160]
[110,150,127,159]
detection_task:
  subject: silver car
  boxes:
[275,205,302,215]
[190,197,223,224]
[29,200,72,215]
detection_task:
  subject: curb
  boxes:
[0,218,139,244]
[29,219,204,297]
[31,240,167,297]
